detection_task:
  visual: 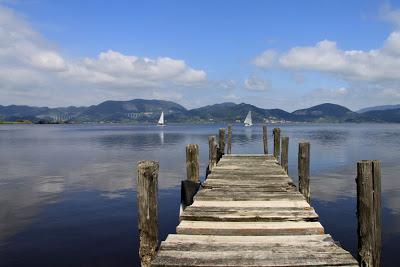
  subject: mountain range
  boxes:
[0,99,399,123]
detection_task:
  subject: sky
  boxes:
[2,0,400,111]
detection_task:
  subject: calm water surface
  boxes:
[0,124,399,266]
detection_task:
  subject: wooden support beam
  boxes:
[356,160,381,267]
[208,135,217,172]
[186,144,200,183]
[263,125,268,155]
[137,160,159,267]
[281,136,289,174]
[298,142,310,203]
[219,128,226,156]
[273,128,281,161]
[227,125,232,155]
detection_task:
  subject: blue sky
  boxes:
[1,0,400,110]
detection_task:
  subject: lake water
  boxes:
[0,123,399,266]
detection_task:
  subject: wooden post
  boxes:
[263,125,268,154]
[208,135,217,171]
[356,160,381,267]
[186,144,199,183]
[273,128,281,161]
[281,136,289,174]
[298,142,310,203]
[227,125,232,154]
[219,128,226,155]
[137,160,159,267]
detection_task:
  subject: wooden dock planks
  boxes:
[151,154,358,267]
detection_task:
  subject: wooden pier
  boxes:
[138,127,380,267]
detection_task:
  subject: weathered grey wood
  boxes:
[137,160,159,267]
[177,221,324,236]
[356,160,381,267]
[151,153,358,266]
[298,142,310,203]
[263,125,268,154]
[186,144,200,183]
[218,128,226,159]
[227,125,232,154]
[208,135,217,171]
[273,128,281,161]
[152,250,357,267]
[281,136,289,174]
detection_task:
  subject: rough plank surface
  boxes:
[152,154,357,267]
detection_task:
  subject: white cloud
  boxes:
[380,3,400,28]
[253,31,400,84]
[252,49,277,68]
[244,74,269,91]
[0,5,206,106]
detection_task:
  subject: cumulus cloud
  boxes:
[244,74,269,91]
[251,49,277,68]
[0,5,206,106]
[253,31,400,84]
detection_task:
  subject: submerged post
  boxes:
[137,160,159,267]
[263,125,268,154]
[219,128,226,156]
[182,144,201,209]
[273,128,281,161]
[298,142,310,203]
[356,160,381,267]
[227,125,232,154]
[208,135,217,172]
[186,144,199,182]
[281,136,289,174]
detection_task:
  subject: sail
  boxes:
[244,111,252,126]
[158,112,164,125]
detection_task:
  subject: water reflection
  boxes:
[0,123,399,266]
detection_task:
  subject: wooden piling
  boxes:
[137,160,159,267]
[219,128,226,155]
[227,125,232,155]
[356,160,381,267]
[273,128,281,161]
[281,136,289,174]
[298,142,310,203]
[208,135,217,171]
[186,144,199,183]
[263,125,268,154]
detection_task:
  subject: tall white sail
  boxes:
[244,111,252,126]
[158,111,165,125]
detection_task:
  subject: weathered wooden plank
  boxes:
[164,233,334,244]
[176,221,324,235]
[180,207,318,222]
[194,191,306,202]
[152,250,357,267]
[191,200,311,208]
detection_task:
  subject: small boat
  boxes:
[244,111,253,127]
[157,111,165,126]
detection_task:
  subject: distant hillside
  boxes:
[78,99,187,122]
[1,100,399,123]
[357,104,400,113]
[362,108,400,122]
[292,103,362,122]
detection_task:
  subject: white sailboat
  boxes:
[157,111,165,126]
[244,111,253,127]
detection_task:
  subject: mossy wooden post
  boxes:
[219,128,226,156]
[356,160,381,267]
[273,128,281,161]
[137,160,159,267]
[208,135,217,172]
[281,136,289,174]
[263,125,268,154]
[298,142,310,203]
[227,125,232,154]
[186,144,199,182]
